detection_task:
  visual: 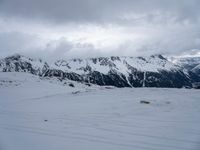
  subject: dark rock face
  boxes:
[42,69,83,82]
[191,66,200,78]
[85,71,131,87]
[0,54,200,88]
[144,71,191,88]
[171,57,200,86]
[82,70,192,88]
[41,68,194,88]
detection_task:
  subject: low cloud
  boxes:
[0,0,200,59]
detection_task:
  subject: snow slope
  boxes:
[53,55,180,75]
[0,72,200,150]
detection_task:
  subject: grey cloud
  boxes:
[0,0,200,24]
[0,0,200,59]
[20,38,102,61]
[0,31,100,60]
[0,32,42,57]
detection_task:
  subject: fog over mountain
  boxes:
[0,0,200,60]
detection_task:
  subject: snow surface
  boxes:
[0,72,200,150]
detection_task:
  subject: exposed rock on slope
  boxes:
[0,54,199,88]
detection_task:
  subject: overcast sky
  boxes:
[0,0,200,60]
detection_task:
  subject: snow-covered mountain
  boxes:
[0,54,200,88]
[169,56,200,71]
[53,55,179,74]
[0,54,49,76]
[169,56,200,79]
[52,55,192,88]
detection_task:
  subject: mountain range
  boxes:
[0,54,200,88]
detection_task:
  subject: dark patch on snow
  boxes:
[72,91,81,94]
[68,83,75,87]
[140,100,150,104]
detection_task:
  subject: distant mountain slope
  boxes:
[169,56,200,70]
[53,55,179,74]
[0,54,199,88]
[52,55,191,88]
[191,64,200,76]
[0,54,49,76]
[169,56,200,79]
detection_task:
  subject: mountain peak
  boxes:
[5,53,24,60]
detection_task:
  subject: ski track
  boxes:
[0,124,197,150]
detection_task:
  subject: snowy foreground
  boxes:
[0,73,200,150]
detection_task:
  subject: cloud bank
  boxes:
[0,0,200,60]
